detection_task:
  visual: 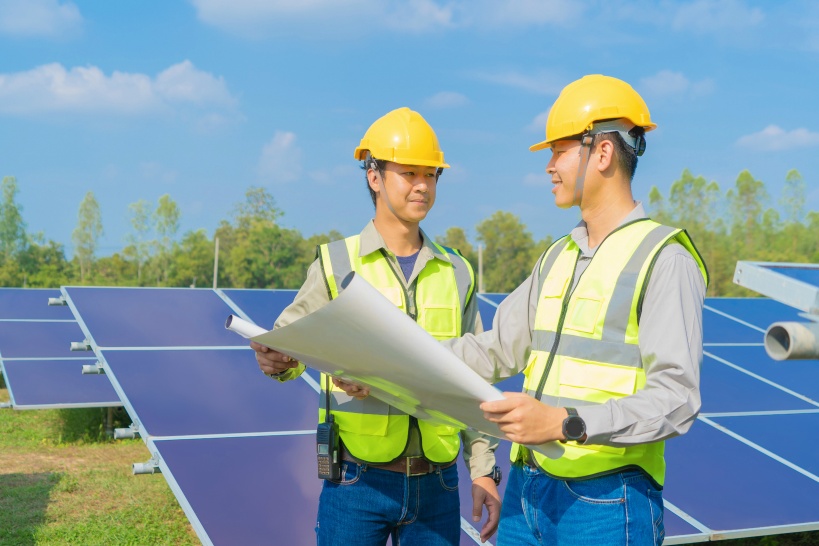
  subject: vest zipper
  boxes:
[379,248,420,456]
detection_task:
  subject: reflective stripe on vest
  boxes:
[511,219,708,487]
[316,235,474,463]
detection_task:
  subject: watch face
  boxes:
[565,416,585,438]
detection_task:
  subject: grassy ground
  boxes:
[0,383,198,546]
[1,379,816,546]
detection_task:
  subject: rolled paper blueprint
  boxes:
[225,272,563,459]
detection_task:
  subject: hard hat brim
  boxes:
[529,140,550,152]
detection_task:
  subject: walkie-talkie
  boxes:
[317,375,340,480]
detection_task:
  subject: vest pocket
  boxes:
[557,357,638,405]
[564,296,603,334]
[422,305,457,338]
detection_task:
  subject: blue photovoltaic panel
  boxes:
[149,434,321,546]
[706,298,805,331]
[220,288,297,328]
[476,298,498,330]
[0,321,87,359]
[702,307,765,344]
[699,353,816,413]
[0,289,120,409]
[65,285,819,544]
[762,265,819,287]
[63,287,242,348]
[1,359,119,408]
[665,422,819,532]
[706,345,819,403]
[99,349,317,437]
[481,293,508,305]
[708,413,819,477]
[0,288,74,320]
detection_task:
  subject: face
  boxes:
[371,162,438,223]
[545,139,583,209]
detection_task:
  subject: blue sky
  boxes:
[1,0,817,256]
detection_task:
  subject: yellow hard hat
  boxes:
[354,107,450,168]
[530,74,657,152]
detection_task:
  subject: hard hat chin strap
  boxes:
[369,157,401,218]
[573,135,594,207]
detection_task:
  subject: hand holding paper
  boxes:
[226,273,563,458]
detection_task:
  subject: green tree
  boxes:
[233,186,282,229]
[780,169,806,225]
[18,234,70,287]
[153,194,181,285]
[168,229,215,288]
[226,223,308,288]
[124,199,152,283]
[0,176,27,262]
[476,211,537,293]
[72,191,103,283]
[436,226,477,272]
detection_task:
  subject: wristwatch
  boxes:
[483,465,502,486]
[562,407,586,441]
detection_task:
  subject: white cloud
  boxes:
[639,70,714,98]
[0,61,238,117]
[736,125,819,151]
[423,91,469,109]
[457,0,582,27]
[140,162,178,185]
[258,131,303,183]
[0,0,82,37]
[469,70,563,95]
[528,110,549,132]
[671,0,764,33]
[189,0,582,35]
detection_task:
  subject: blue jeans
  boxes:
[316,461,461,545]
[498,463,664,546]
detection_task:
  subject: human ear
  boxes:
[597,140,615,172]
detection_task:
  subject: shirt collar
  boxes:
[570,201,647,256]
[357,220,448,262]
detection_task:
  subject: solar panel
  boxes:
[61,285,819,544]
[0,288,120,409]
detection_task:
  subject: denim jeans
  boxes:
[316,461,461,546]
[497,463,665,546]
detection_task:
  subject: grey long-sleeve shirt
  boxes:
[271,220,498,479]
[442,203,707,447]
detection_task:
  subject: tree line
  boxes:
[0,168,815,296]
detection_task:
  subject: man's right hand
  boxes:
[250,341,300,376]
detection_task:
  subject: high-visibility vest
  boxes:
[317,235,475,464]
[512,219,708,486]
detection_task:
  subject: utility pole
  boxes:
[478,244,484,293]
[212,237,220,289]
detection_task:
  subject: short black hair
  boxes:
[593,128,643,181]
[362,158,387,208]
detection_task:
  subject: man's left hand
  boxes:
[471,476,501,542]
[480,392,567,445]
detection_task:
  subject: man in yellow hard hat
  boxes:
[439,75,709,544]
[251,107,501,545]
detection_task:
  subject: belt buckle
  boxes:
[406,457,428,477]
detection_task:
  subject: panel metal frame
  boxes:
[733,261,819,315]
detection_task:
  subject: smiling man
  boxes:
[251,107,501,545]
[439,75,710,545]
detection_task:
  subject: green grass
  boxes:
[0,386,198,546]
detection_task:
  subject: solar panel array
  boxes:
[4,283,817,544]
[0,288,120,409]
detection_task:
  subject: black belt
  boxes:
[340,446,456,477]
